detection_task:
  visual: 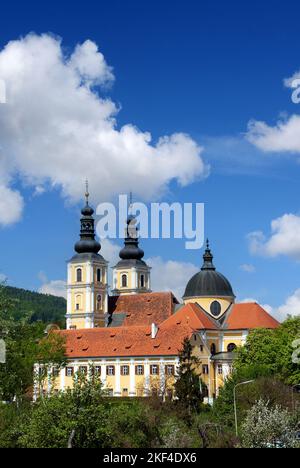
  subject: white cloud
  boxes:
[248,213,300,260]
[0,33,208,226]
[147,256,198,301]
[39,279,66,298]
[247,116,300,153]
[239,263,256,273]
[246,68,300,154]
[0,185,24,226]
[276,288,300,321]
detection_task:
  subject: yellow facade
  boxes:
[66,256,108,330]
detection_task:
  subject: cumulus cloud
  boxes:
[247,116,300,153]
[0,33,208,226]
[246,68,300,154]
[248,213,300,260]
[147,256,198,301]
[276,288,300,321]
[239,263,256,273]
[39,280,66,298]
[0,185,24,226]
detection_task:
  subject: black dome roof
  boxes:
[183,241,235,299]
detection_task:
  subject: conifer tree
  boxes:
[174,337,204,414]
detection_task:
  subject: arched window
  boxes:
[227,343,237,353]
[140,274,145,288]
[97,268,101,283]
[121,274,127,288]
[210,343,216,355]
[76,268,82,283]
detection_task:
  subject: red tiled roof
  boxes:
[57,322,193,358]
[225,303,280,330]
[108,292,177,326]
[161,303,218,330]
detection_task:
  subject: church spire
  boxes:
[74,182,101,255]
[119,193,144,261]
[201,239,216,271]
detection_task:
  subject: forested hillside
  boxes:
[2,286,66,325]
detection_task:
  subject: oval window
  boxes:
[210,301,221,317]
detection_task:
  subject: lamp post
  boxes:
[234,380,255,438]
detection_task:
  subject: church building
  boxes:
[39,190,279,402]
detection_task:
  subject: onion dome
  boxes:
[74,183,101,255]
[183,240,235,299]
[118,214,145,264]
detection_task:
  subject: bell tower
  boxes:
[112,208,151,296]
[66,183,108,330]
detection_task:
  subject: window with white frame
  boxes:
[135,365,144,375]
[150,364,159,375]
[217,364,223,375]
[121,365,129,376]
[106,365,115,376]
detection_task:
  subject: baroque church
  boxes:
[39,189,279,402]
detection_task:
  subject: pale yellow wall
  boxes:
[184,297,233,318]
[116,270,133,290]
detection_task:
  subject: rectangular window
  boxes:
[200,345,204,352]
[79,366,87,375]
[150,365,159,375]
[218,365,223,375]
[121,365,129,376]
[202,365,209,375]
[52,367,59,377]
[165,365,175,376]
[122,388,128,397]
[135,365,144,376]
[94,366,101,376]
[65,367,74,377]
[106,365,115,376]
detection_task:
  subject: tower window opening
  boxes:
[210,343,216,356]
[76,268,82,283]
[97,268,101,283]
[121,274,128,288]
[96,294,102,311]
[140,274,145,288]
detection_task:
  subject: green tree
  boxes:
[174,337,204,415]
[235,316,300,385]
[0,284,66,402]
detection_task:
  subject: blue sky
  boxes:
[1,0,300,319]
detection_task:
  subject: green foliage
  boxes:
[2,285,66,325]
[7,378,160,448]
[241,399,300,448]
[0,284,66,401]
[235,316,300,385]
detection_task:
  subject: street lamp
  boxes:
[234,380,255,437]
